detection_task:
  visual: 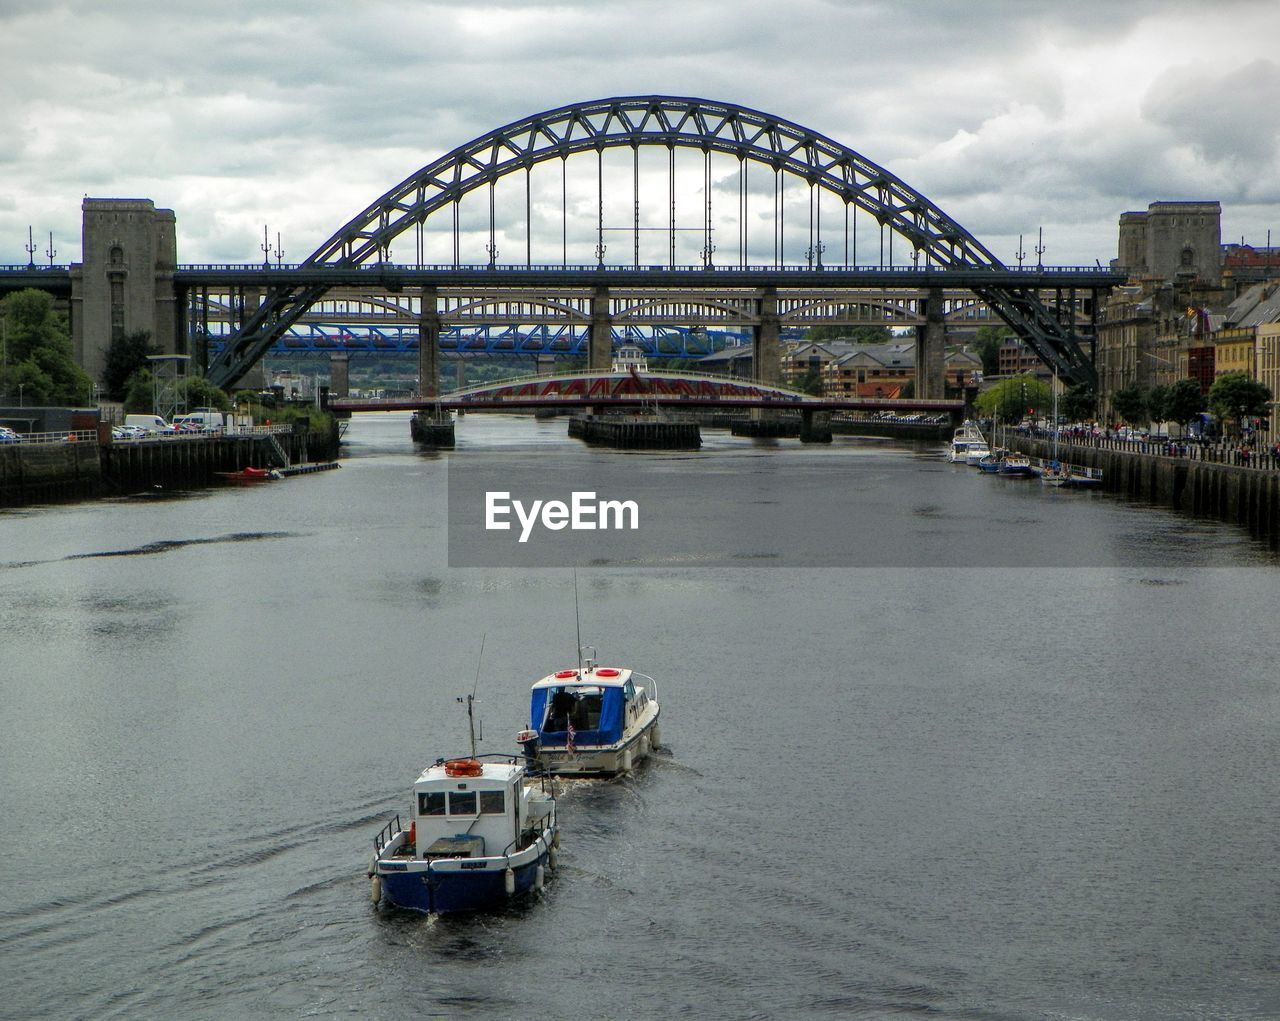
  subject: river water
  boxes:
[1,414,1277,1021]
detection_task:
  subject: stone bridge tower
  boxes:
[70,198,179,384]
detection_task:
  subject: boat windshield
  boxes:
[544,686,603,731]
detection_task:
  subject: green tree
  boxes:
[179,376,231,412]
[1166,379,1204,433]
[972,325,1013,377]
[975,373,1050,422]
[102,329,154,401]
[1145,384,1172,426]
[1060,383,1097,423]
[1207,371,1272,435]
[805,324,891,345]
[0,288,93,405]
[1111,384,1147,425]
[796,368,825,396]
[122,370,231,415]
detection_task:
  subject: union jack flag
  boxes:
[566,719,576,754]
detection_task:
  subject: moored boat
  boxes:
[998,453,1037,477]
[518,650,660,776]
[977,448,1007,473]
[368,754,558,914]
[215,466,280,483]
[948,420,987,463]
[1040,462,1103,488]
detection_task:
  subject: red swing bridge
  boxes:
[327,368,964,417]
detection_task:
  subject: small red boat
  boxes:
[215,466,281,483]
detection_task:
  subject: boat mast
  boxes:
[459,634,486,757]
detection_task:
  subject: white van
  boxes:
[172,410,225,432]
[123,414,170,433]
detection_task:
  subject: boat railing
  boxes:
[632,672,658,702]
[373,813,403,857]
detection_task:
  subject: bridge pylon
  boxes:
[588,286,612,372]
[418,285,440,397]
[916,287,946,399]
[753,287,782,387]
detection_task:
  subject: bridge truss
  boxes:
[202,96,1112,389]
[192,279,1093,358]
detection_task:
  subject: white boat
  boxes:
[949,420,988,463]
[965,440,992,465]
[518,649,660,776]
[368,754,558,914]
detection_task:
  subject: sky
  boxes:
[2,0,1279,269]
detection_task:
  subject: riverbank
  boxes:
[1,422,340,506]
[1008,434,1280,547]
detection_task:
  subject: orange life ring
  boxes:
[554,669,577,679]
[444,758,483,777]
[596,668,621,677]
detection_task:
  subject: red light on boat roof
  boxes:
[554,669,577,679]
[595,668,621,677]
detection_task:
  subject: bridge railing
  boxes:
[173,261,1122,276]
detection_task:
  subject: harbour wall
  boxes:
[1008,436,1280,547]
[1,425,339,506]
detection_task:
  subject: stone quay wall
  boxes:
[1008,435,1280,547]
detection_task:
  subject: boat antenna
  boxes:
[573,568,583,671]
[458,633,486,757]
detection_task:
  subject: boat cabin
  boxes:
[410,760,533,861]
[530,666,650,748]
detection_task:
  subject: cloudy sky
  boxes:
[2,0,1279,268]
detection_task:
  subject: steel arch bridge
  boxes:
[206,95,1099,390]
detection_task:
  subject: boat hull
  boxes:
[536,715,659,776]
[374,832,554,914]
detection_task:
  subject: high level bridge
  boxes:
[3,96,1125,393]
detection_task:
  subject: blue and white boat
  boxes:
[368,753,558,914]
[998,453,1037,478]
[977,448,1007,473]
[518,650,660,776]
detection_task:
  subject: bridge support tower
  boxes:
[329,353,350,398]
[418,285,440,397]
[752,286,782,387]
[71,198,179,385]
[916,287,946,399]
[588,286,612,372]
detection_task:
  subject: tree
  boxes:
[796,368,825,396]
[1208,371,1272,435]
[975,373,1050,422]
[1166,379,1204,433]
[1111,384,1147,426]
[1060,383,1097,424]
[122,369,231,415]
[102,329,154,401]
[0,288,94,405]
[805,324,891,345]
[1145,384,1172,427]
[972,325,1013,377]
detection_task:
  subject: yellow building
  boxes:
[1257,323,1280,438]
[1214,326,1255,378]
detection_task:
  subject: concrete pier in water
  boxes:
[568,414,701,449]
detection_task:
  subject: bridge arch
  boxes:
[207,96,1097,389]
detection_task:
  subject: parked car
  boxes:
[0,426,20,443]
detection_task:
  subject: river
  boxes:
[1,413,1277,1020]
